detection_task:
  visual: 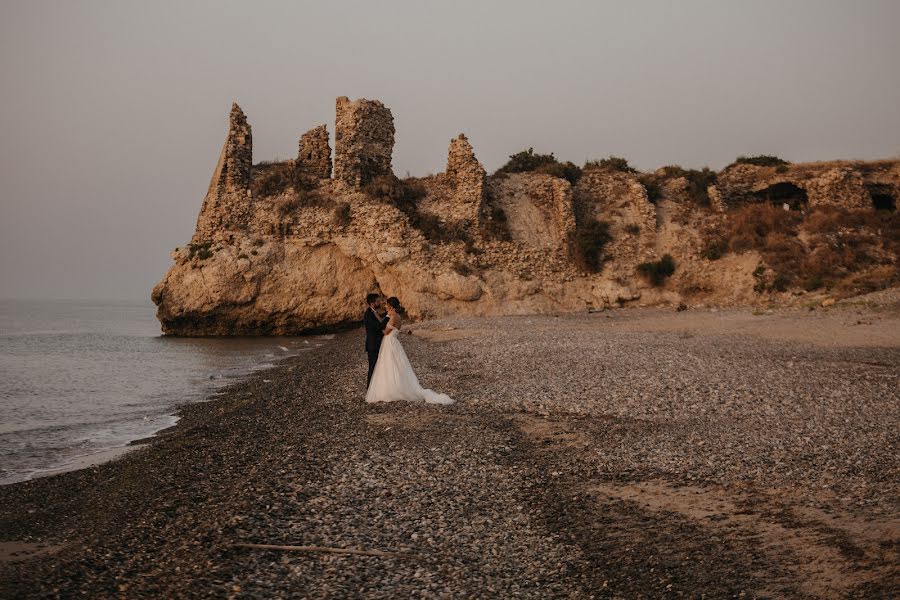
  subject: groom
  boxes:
[364,293,389,388]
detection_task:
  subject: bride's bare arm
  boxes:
[384,315,401,334]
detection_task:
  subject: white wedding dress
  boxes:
[365,326,455,405]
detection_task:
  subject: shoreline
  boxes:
[0,332,327,487]
[30,446,137,481]
[1,306,897,598]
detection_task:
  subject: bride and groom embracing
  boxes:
[363,293,455,405]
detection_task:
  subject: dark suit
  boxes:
[364,307,389,387]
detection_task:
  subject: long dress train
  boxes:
[365,329,455,405]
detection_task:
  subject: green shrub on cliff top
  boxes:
[496,148,557,175]
[583,156,637,173]
[495,148,582,185]
[657,165,718,206]
[729,155,790,169]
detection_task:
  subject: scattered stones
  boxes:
[1,307,897,597]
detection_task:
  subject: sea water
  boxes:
[0,298,322,484]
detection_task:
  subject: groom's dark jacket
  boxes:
[364,308,389,354]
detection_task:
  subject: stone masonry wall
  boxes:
[333,96,395,187]
[574,170,656,234]
[803,167,870,209]
[193,103,253,242]
[296,125,332,181]
[443,134,487,223]
[710,163,878,212]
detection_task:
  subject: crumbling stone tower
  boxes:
[333,96,395,186]
[445,134,487,223]
[193,102,253,242]
[296,124,332,181]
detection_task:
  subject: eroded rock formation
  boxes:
[153,97,900,335]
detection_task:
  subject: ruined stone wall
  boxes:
[573,169,658,275]
[156,97,900,335]
[709,162,894,212]
[333,97,395,187]
[574,170,656,233]
[443,134,487,224]
[487,172,576,252]
[193,103,254,242]
[296,125,331,181]
[803,167,870,209]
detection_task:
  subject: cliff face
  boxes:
[152,98,900,335]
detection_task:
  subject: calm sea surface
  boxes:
[0,298,324,484]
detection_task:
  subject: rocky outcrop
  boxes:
[193,103,253,242]
[153,97,900,335]
[296,124,331,181]
[333,96,395,186]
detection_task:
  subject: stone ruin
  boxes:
[709,162,899,213]
[192,97,397,242]
[191,96,898,252]
[193,102,253,242]
[442,134,487,223]
[333,96,396,186]
[158,95,900,336]
[296,124,332,181]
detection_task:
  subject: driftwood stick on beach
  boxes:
[230,543,421,560]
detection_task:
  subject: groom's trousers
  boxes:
[367,350,379,388]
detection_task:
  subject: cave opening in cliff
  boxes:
[866,184,896,212]
[752,182,808,211]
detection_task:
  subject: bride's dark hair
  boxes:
[386,296,406,319]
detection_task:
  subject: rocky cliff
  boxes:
[152,97,900,335]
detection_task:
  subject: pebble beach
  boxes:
[1,302,898,598]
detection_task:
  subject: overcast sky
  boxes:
[1,0,898,301]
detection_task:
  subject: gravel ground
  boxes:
[0,305,897,598]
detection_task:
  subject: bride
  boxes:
[365,297,455,405]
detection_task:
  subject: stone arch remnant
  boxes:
[752,182,808,211]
